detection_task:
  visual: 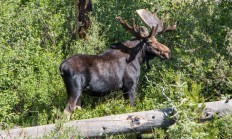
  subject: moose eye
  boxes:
[146,41,153,45]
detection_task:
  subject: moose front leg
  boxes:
[123,84,137,107]
[122,70,139,107]
[129,88,136,107]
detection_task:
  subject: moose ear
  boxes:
[110,42,124,49]
[110,44,117,49]
[110,43,132,54]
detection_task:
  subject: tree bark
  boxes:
[74,0,80,39]
[0,99,231,138]
[74,0,92,39]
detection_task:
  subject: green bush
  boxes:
[0,0,67,128]
[0,0,231,138]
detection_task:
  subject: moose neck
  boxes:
[121,39,147,65]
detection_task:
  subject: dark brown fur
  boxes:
[60,36,170,114]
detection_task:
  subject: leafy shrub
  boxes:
[0,0,231,138]
[0,0,68,128]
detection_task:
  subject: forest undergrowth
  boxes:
[0,0,231,138]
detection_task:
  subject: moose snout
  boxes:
[164,52,171,59]
[158,43,171,60]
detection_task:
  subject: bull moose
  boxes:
[60,9,176,114]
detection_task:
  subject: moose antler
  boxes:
[136,9,177,35]
[116,16,158,39]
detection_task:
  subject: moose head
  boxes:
[114,9,176,68]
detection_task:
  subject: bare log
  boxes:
[198,99,232,122]
[0,99,231,138]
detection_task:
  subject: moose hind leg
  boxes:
[64,91,82,114]
[63,77,83,114]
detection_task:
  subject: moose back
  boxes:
[60,14,176,114]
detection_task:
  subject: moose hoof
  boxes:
[64,108,72,120]
[64,109,71,114]
[64,109,72,115]
[64,104,73,115]
[76,106,82,110]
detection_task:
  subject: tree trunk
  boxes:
[74,0,79,39]
[74,0,92,39]
[0,99,231,138]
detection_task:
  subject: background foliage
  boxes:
[0,0,231,138]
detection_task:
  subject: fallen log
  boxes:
[0,99,231,138]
